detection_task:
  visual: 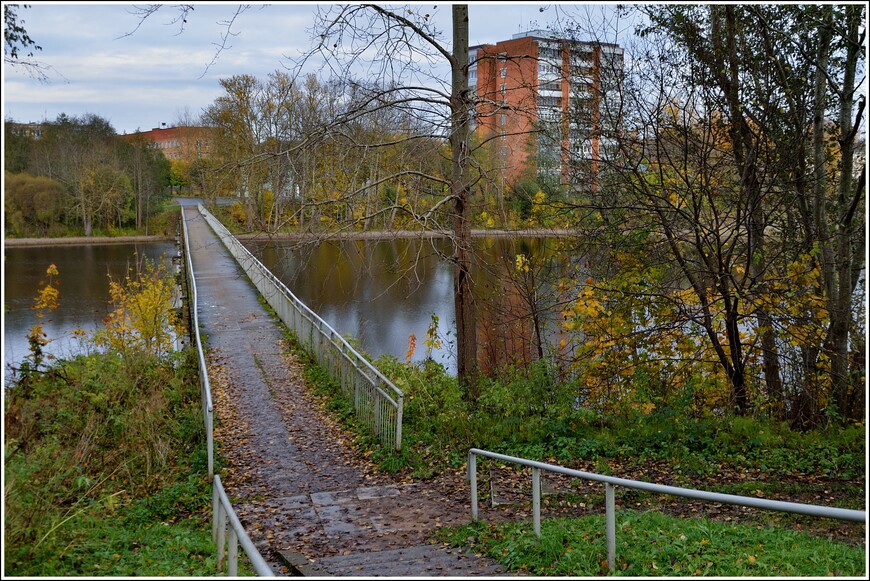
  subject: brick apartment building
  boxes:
[470,29,624,189]
[121,125,215,162]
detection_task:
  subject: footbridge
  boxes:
[179,203,506,576]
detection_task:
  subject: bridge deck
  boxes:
[182,206,507,576]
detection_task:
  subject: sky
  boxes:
[2,1,637,136]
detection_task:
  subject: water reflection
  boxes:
[246,237,574,375]
[3,243,177,383]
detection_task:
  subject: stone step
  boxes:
[281,544,506,577]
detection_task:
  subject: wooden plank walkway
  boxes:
[182,204,508,577]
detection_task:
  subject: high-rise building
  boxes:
[469,30,623,190]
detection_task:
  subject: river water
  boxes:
[245,236,571,375]
[3,236,571,383]
[3,242,178,384]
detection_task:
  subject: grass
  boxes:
[3,346,252,576]
[438,511,866,576]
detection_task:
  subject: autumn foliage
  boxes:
[94,258,181,359]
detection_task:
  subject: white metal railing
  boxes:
[197,204,404,451]
[180,207,214,480]
[212,475,275,576]
[181,208,275,576]
[468,448,866,572]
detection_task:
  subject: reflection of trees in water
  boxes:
[247,237,579,377]
[476,238,579,378]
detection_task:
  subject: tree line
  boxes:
[4,113,171,237]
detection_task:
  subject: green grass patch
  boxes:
[3,347,243,576]
[438,511,866,576]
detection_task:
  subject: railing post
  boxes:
[605,482,616,572]
[532,467,541,538]
[216,503,227,570]
[395,394,403,452]
[207,408,214,481]
[228,528,239,576]
[212,482,219,541]
[469,452,478,521]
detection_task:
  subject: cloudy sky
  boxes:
[2,2,637,136]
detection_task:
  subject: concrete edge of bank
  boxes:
[4,235,175,248]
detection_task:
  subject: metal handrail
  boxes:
[180,207,214,481]
[468,448,866,571]
[213,475,276,576]
[181,208,273,576]
[197,204,404,451]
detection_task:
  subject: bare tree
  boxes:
[291,4,484,396]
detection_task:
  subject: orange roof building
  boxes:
[121,125,215,162]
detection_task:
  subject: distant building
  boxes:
[121,125,215,162]
[469,29,624,189]
[7,121,46,140]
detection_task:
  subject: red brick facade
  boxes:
[470,31,623,189]
[121,126,214,162]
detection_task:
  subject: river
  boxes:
[3,242,178,384]
[245,236,572,375]
[3,235,572,383]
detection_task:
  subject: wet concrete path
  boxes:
[182,206,507,576]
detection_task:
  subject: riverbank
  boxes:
[4,235,175,247]
[234,227,580,242]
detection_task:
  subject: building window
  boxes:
[540,81,561,92]
[499,114,507,126]
[500,67,507,78]
[501,83,507,94]
[538,95,562,108]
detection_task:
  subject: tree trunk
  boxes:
[450,4,479,399]
[829,4,861,420]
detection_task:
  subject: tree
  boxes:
[290,4,483,396]
[120,134,170,232]
[556,4,866,423]
[4,171,66,236]
[4,118,32,173]
[3,3,46,79]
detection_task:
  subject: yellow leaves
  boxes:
[32,263,60,317]
[422,314,442,356]
[515,253,530,273]
[33,285,59,317]
[94,258,180,358]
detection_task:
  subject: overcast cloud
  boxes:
[2,2,635,135]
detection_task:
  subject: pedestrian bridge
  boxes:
[180,204,504,576]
